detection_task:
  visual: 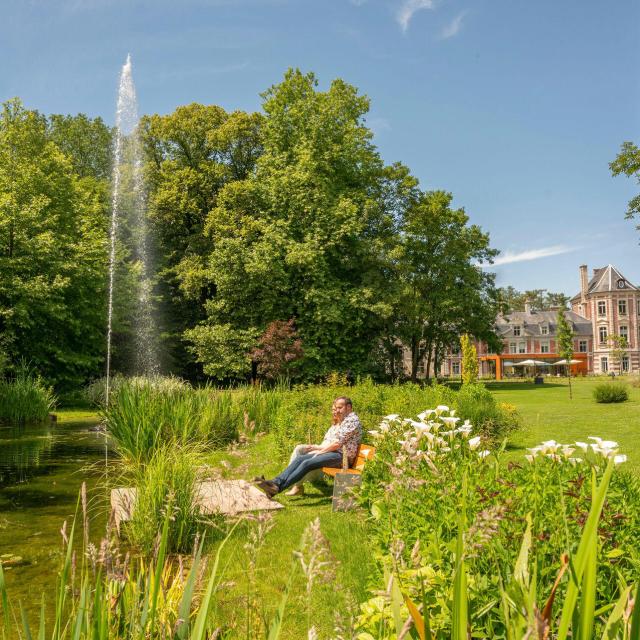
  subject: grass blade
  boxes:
[599,584,631,640]
[20,603,32,640]
[266,568,294,640]
[630,582,640,640]
[557,460,614,640]
[577,530,597,640]
[191,519,240,639]
[0,562,10,639]
[174,534,205,640]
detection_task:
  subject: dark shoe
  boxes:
[256,479,279,499]
[252,475,265,483]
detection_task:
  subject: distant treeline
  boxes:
[0,69,504,390]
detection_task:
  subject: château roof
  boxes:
[495,310,592,338]
[571,264,639,302]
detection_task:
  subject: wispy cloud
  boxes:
[439,10,467,39]
[367,116,391,137]
[486,245,577,268]
[396,0,435,33]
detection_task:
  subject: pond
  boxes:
[0,416,109,621]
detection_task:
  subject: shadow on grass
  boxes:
[487,381,565,391]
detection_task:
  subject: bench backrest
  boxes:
[353,443,376,471]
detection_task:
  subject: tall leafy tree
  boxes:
[556,308,575,399]
[140,104,263,377]
[187,70,406,380]
[0,99,109,389]
[390,190,500,382]
[610,141,640,234]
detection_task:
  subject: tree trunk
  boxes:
[425,338,433,382]
[410,335,418,383]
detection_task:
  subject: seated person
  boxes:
[255,396,362,498]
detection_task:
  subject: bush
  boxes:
[593,381,629,403]
[0,362,56,423]
[357,410,640,638]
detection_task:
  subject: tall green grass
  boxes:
[122,443,222,554]
[0,362,55,424]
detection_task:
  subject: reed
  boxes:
[0,361,55,424]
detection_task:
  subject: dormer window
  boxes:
[540,324,549,335]
[513,325,521,337]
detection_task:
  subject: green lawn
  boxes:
[490,377,640,469]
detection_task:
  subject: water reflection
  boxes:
[0,419,110,619]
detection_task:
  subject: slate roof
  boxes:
[570,265,639,302]
[495,310,592,338]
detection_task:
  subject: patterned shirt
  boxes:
[321,412,362,465]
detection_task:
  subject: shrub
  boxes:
[358,410,640,638]
[593,381,629,403]
[0,362,56,423]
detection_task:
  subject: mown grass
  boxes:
[202,435,374,639]
[490,377,640,469]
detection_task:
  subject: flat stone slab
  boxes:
[111,479,283,532]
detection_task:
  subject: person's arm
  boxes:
[309,441,341,456]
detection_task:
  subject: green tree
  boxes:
[610,141,640,233]
[556,308,575,399]
[139,104,263,377]
[498,287,568,313]
[0,99,108,390]
[187,70,404,380]
[607,334,628,375]
[390,190,500,382]
[460,334,478,384]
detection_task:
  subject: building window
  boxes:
[540,325,548,335]
[622,356,629,373]
[598,301,606,316]
[601,357,608,372]
[620,326,628,341]
[599,326,608,344]
[618,300,627,315]
[452,361,460,375]
[513,326,521,337]
[509,342,517,354]
[578,340,587,353]
[450,344,460,356]
[518,342,527,354]
[540,341,549,354]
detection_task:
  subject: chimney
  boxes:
[580,264,588,302]
[524,299,532,314]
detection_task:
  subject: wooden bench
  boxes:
[322,443,376,477]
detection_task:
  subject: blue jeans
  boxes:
[274,451,342,491]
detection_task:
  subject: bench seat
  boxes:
[322,443,375,477]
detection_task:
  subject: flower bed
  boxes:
[356,407,640,638]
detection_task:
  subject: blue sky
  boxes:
[2,0,639,296]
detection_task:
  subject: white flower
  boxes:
[561,446,575,458]
[525,454,535,463]
[418,409,436,421]
[441,416,461,427]
[540,440,561,454]
[384,414,401,421]
[468,436,481,450]
[435,405,450,415]
[478,450,491,459]
[575,441,589,452]
[588,437,619,450]
[527,446,542,456]
[614,454,627,465]
[568,457,582,466]
[367,429,380,439]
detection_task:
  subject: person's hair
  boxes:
[334,396,352,409]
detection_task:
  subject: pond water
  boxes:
[0,417,109,620]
